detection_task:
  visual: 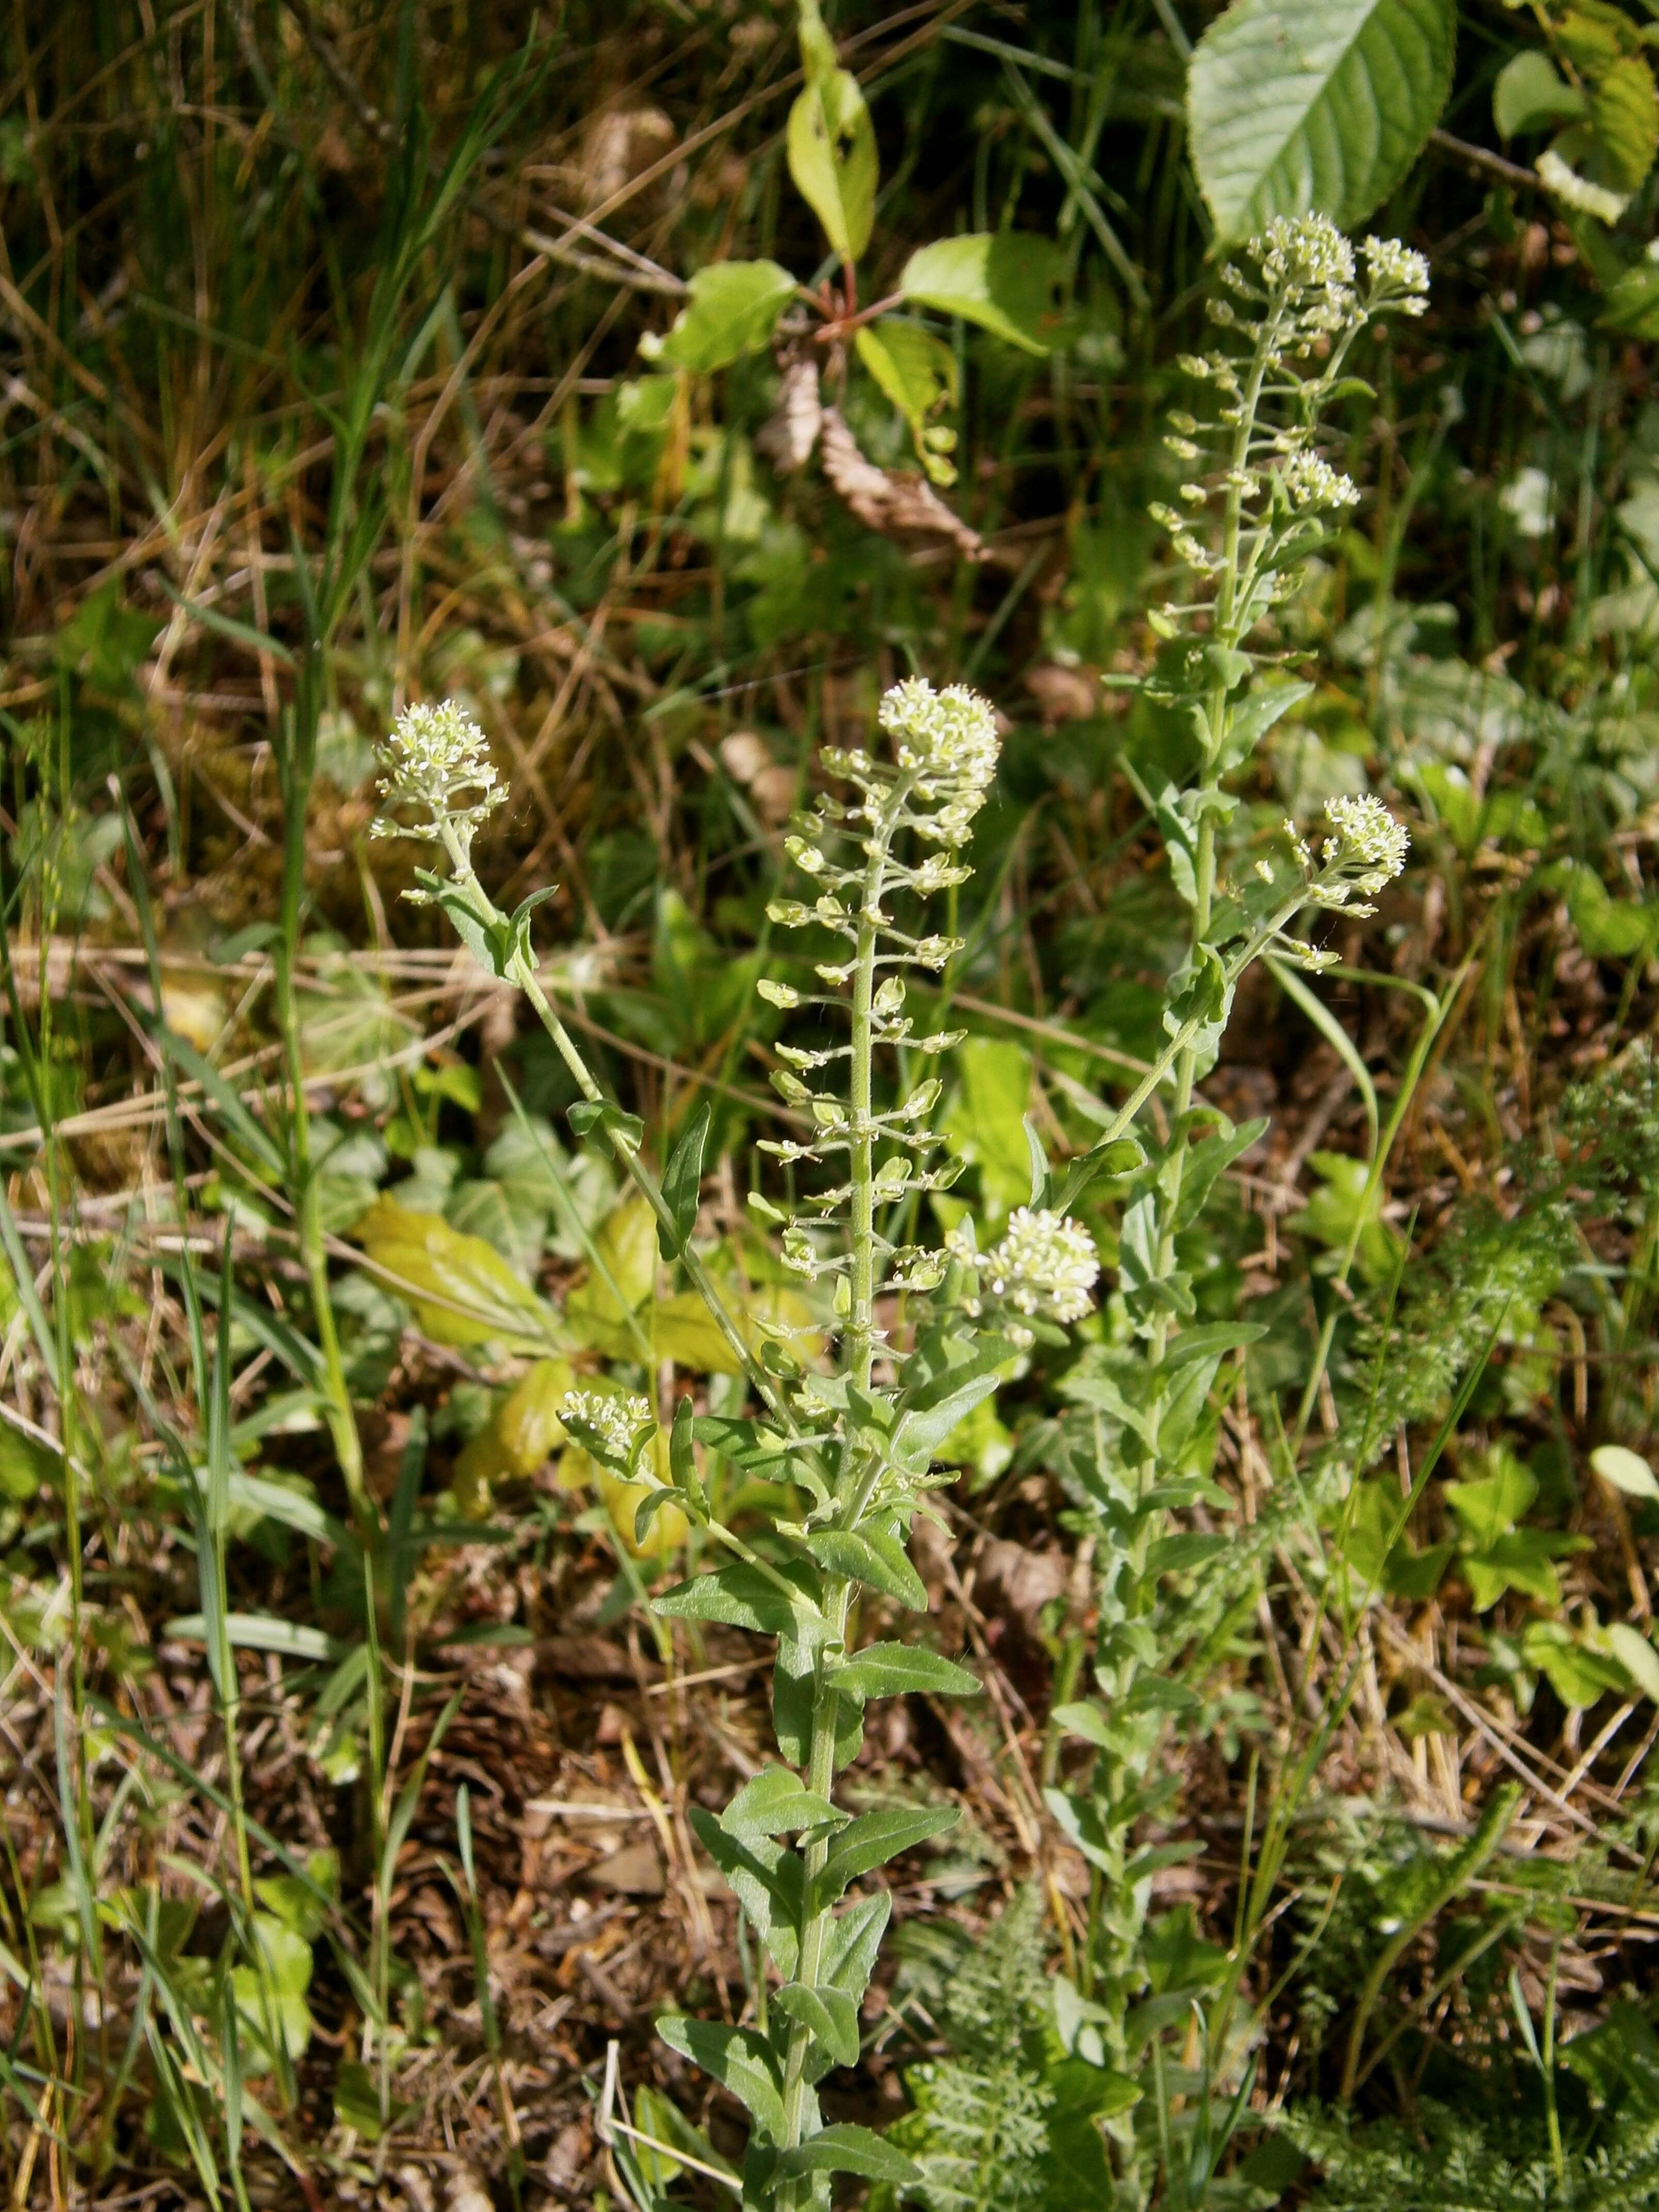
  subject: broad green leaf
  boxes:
[655,2015,786,2137]
[899,232,1069,355]
[1445,1451,1536,1547]
[1493,50,1588,139]
[829,1641,979,1701]
[779,2123,921,2184]
[1591,1444,1659,1500]
[354,1197,553,1351]
[787,0,876,262]
[1566,866,1659,961]
[1523,1620,1630,1709]
[647,262,797,373]
[1592,56,1659,191]
[803,1524,927,1610]
[854,320,959,482]
[816,1804,957,1901]
[819,1891,890,2006]
[653,1563,819,1636]
[722,1766,841,1842]
[1187,0,1456,241]
[690,1807,804,1976]
[1461,1531,1569,1613]
[1608,1622,1659,1704]
[773,1981,860,2069]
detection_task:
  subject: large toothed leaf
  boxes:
[1187,0,1456,241]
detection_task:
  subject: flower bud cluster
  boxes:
[372,701,503,854]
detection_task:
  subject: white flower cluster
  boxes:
[1321,793,1410,895]
[982,1208,1100,1325]
[1361,235,1430,309]
[373,701,503,847]
[879,677,1000,790]
[1282,451,1360,513]
[558,1388,653,1462]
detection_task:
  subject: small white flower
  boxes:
[373,701,503,844]
[1362,236,1430,301]
[757,979,800,1009]
[982,1207,1100,1325]
[558,1389,653,1462]
[1282,450,1360,513]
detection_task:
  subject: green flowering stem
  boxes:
[433,827,790,1427]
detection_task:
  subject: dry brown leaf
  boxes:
[756,355,823,473]
[819,408,988,563]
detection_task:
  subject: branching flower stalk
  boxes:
[375,683,1103,2207]
[1039,217,1424,2202]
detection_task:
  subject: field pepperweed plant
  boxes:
[375,245,1417,2188]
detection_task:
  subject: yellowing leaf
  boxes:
[854,321,959,484]
[787,0,876,263]
[1592,56,1659,191]
[596,1431,689,1560]
[496,1358,578,1474]
[655,1290,744,1374]
[354,1197,554,1351]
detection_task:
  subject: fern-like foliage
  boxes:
[886,1889,1054,2212]
[1286,2100,1659,2210]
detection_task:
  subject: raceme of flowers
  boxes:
[1154,215,1429,598]
[372,700,503,853]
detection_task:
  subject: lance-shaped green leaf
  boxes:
[659,1101,712,1257]
[820,1891,890,2006]
[1187,0,1456,241]
[645,262,797,373]
[721,1766,842,1843]
[814,1804,958,1906]
[689,1810,802,1977]
[653,1562,820,1636]
[898,232,1070,354]
[773,1981,861,2069]
[656,2015,786,2138]
[803,1523,927,1610]
[787,0,876,263]
[778,2124,923,2184]
[828,1642,979,1702]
